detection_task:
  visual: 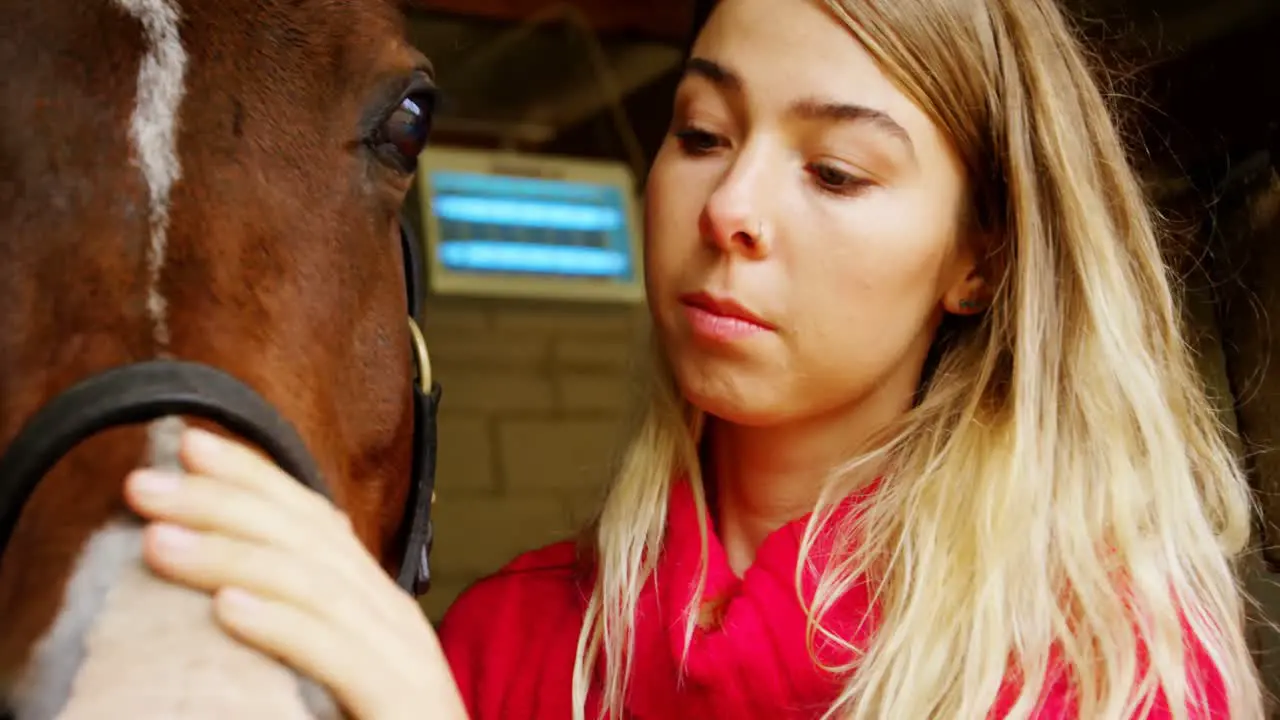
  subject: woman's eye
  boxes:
[374,90,435,172]
[808,162,868,195]
[673,127,723,156]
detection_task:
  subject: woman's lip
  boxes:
[681,304,770,342]
[677,291,774,329]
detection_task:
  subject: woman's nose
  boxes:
[699,161,773,260]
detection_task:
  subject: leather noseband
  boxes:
[0,218,440,596]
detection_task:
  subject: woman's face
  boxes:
[645,0,985,427]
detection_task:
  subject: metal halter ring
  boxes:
[407,316,435,506]
[407,317,432,392]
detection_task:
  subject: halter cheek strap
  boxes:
[397,215,440,596]
[397,316,439,595]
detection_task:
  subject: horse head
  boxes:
[0,0,437,716]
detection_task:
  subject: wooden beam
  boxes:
[405,0,697,43]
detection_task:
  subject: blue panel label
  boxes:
[427,170,636,281]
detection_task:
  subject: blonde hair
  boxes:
[571,0,1265,717]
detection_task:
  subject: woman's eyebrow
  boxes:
[682,56,916,162]
[789,97,916,161]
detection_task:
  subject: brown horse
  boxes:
[0,0,438,716]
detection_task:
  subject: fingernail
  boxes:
[129,469,181,494]
[152,523,197,550]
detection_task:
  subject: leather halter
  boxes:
[0,219,441,596]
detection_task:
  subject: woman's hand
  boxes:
[122,427,468,720]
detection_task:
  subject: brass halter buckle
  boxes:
[407,316,432,392]
[407,316,436,506]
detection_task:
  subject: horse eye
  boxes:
[375,91,434,172]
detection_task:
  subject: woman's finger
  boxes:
[125,469,331,553]
[213,588,460,720]
[126,469,385,607]
[143,524,325,602]
[211,588,396,719]
[179,428,341,526]
[141,522,397,619]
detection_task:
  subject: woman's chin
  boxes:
[664,341,801,427]
[676,376,788,428]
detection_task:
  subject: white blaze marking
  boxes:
[116,0,187,352]
[114,0,190,485]
[9,3,338,715]
[7,3,190,716]
[8,3,338,715]
[9,523,143,720]
[113,0,189,490]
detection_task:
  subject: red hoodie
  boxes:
[437,480,1230,719]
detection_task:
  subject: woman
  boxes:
[123,0,1265,717]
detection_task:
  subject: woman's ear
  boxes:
[942,269,990,316]
[941,231,995,316]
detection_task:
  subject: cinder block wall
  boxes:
[417,298,647,621]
